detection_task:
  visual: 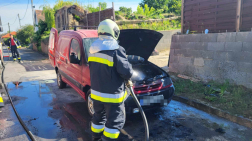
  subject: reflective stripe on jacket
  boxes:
[7,38,21,49]
[88,46,133,104]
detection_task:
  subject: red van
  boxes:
[48,28,175,116]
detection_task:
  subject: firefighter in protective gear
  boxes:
[88,19,133,141]
[7,34,21,61]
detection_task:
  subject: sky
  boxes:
[0,0,141,33]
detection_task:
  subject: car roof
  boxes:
[60,29,98,39]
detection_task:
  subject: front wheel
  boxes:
[57,72,66,89]
[86,90,94,116]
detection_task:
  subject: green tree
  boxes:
[144,4,155,18]
[16,25,34,46]
[171,0,182,15]
[135,4,157,19]
[119,6,132,18]
[41,0,80,30]
[119,7,132,14]
[42,5,55,29]
[53,0,79,11]
[32,20,49,50]
[84,2,107,12]
[99,2,107,10]
[139,0,181,14]
[136,5,144,15]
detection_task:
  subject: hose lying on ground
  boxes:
[1,59,37,141]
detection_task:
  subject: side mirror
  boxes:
[70,52,80,64]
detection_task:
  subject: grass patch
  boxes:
[171,73,252,119]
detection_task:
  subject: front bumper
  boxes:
[124,86,175,114]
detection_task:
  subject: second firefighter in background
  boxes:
[7,34,21,61]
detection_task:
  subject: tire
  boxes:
[57,72,66,89]
[86,90,94,116]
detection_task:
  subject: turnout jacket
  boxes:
[7,38,21,49]
[88,36,133,104]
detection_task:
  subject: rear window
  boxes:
[83,38,98,61]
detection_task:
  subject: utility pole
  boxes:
[31,0,35,30]
[8,23,10,34]
[18,14,21,28]
[112,2,115,21]
[99,5,101,23]
[0,16,2,32]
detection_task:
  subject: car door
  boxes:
[48,28,58,67]
[68,38,83,93]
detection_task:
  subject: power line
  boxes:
[9,15,18,25]
[0,0,20,8]
[20,0,29,20]
[2,15,18,26]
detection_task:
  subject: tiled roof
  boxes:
[35,10,45,21]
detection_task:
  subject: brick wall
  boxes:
[41,40,49,54]
[32,43,37,51]
[170,32,252,89]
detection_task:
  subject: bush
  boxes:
[118,18,181,31]
[32,20,50,51]
[16,25,34,46]
[83,2,107,12]
[3,38,9,46]
[134,4,164,20]
[74,15,80,21]
[139,0,182,15]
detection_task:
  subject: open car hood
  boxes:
[118,29,163,60]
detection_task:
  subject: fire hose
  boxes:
[126,80,149,141]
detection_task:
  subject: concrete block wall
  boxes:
[155,29,180,52]
[41,37,49,54]
[170,32,252,89]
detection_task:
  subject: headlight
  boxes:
[161,77,173,87]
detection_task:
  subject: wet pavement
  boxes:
[5,80,92,141]
[1,46,252,141]
[2,79,252,141]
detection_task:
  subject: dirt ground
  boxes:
[148,49,170,69]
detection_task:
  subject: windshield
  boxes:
[83,38,98,62]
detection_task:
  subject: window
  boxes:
[83,38,98,61]
[48,32,55,49]
[59,37,70,57]
[70,39,81,63]
[57,16,60,28]
[62,15,64,27]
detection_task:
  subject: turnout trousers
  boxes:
[91,101,125,141]
[11,45,20,60]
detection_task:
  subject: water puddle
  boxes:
[7,80,92,141]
